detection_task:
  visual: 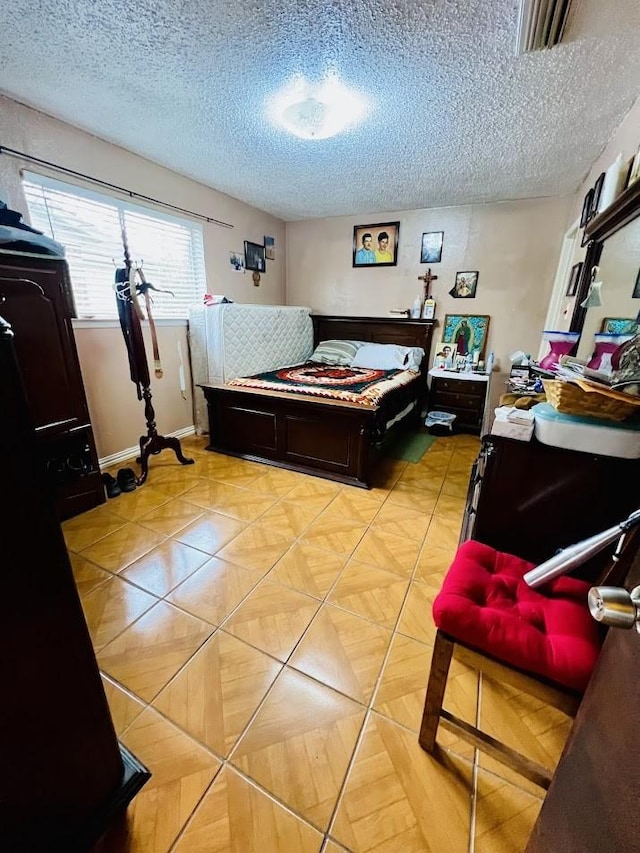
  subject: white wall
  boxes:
[571,94,640,223]
[286,196,572,406]
[0,94,286,458]
[546,95,640,341]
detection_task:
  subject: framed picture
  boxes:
[229,251,245,272]
[432,340,457,367]
[264,235,275,261]
[627,146,640,189]
[442,314,490,359]
[591,172,605,217]
[600,317,639,335]
[566,261,583,297]
[634,268,640,299]
[580,187,594,229]
[244,240,266,272]
[451,271,478,299]
[420,231,443,264]
[353,221,399,267]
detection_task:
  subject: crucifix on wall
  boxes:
[418,267,438,301]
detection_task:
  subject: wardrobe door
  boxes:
[0,260,89,435]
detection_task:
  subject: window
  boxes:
[23,172,207,319]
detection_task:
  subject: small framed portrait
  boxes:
[566,261,583,297]
[450,271,478,299]
[634,268,640,299]
[353,221,399,267]
[264,235,275,261]
[420,231,444,264]
[244,240,266,272]
[591,172,605,217]
[580,187,595,229]
[432,340,457,368]
[229,251,245,272]
[626,146,640,189]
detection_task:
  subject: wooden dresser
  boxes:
[461,434,640,566]
[0,250,104,519]
[428,369,489,434]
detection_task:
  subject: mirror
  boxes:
[576,217,640,362]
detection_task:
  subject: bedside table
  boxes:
[428,369,490,434]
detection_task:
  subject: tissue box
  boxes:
[491,419,534,441]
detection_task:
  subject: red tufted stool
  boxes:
[418,540,604,788]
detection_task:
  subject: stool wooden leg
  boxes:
[419,630,454,753]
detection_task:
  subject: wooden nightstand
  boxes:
[428,369,490,434]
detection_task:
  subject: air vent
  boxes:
[516,0,572,54]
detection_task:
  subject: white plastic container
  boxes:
[532,403,640,459]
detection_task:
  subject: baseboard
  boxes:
[98,425,196,469]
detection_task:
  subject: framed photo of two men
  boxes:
[353,221,399,267]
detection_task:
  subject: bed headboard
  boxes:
[311,315,436,357]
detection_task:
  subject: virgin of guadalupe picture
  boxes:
[442,314,490,359]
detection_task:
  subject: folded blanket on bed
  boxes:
[226,362,420,407]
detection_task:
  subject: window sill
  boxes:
[72,318,188,329]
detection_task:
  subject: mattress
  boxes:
[189,303,313,432]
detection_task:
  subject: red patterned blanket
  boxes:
[227,362,420,407]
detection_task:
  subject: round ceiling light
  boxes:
[269,75,368,140]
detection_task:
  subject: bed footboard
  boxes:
[202,386,377,488]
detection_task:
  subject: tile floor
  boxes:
[66,434,572,853]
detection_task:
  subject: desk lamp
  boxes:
[524,508,640,630]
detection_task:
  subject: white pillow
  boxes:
[351,343,425,371]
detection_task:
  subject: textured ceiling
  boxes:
[0,0,639,220]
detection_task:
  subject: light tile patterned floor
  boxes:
[68,433,562,852]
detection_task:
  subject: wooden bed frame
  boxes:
[201,316,435,488]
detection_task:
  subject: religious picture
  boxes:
[420,231,444,264]
[450,271,478,299]
[353,221,400,267]
[442,314,490,359]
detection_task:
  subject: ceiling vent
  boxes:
[516,0,572,54]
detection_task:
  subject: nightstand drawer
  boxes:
[433,378,486,396]
[432,389,482,411]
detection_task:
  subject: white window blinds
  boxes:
[22,172,207,319]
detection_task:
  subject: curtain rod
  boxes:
[0,144,234,229]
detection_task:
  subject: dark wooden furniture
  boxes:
[428,373,488,434]
[571,174,640,334]
[202,316,435,489]
[0,314,149,851]
[460,434,640,566]
[115,252,194,485]
[526,545,640,852]
[420,628,581,790]
[0,250,104,520]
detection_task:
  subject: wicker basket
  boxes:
[543,380,638,421]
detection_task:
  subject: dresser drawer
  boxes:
[432,377,486,396]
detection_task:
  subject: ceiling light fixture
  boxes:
[269,75,368,140]
[516,0,572,54]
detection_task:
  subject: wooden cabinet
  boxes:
[0,314,149,850]
[0,251,104,519]
[429,374,488,433]
[461,435,640,567]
